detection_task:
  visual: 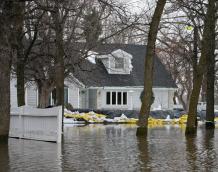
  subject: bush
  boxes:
[65,103,74,111]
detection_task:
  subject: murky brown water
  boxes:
[0,124,218,172]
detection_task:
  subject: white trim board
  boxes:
[88,86,177,91]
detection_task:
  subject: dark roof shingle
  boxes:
[73,44,177,88]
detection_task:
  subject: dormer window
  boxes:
[115,58,124,68]
[98,49,133,74]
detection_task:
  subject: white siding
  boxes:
[92,87,176,110]
[168,90,175,108]
[65,81,80,108]
[152,88,175,110]
[26,86,37,107]
[10,79,38,108]
[10,78,18,108]
[131,89,143,110]
[89,89,97,109]
[95,88,139,110]
[10,78,83,109]
[10,77,176,110]
[96,90,102,109]
[79,89,88,109]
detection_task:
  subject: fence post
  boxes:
[57,106,63,143]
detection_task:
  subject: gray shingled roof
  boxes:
[72,44,177,88]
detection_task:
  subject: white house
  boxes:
[10,44,177,110]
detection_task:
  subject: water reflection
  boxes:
[62,124,139,172]
[0,143,9,172]
[201,129,216,172]
[0,139,62,172]
[0,125,218,171]
[186,135,198,171]
[137,137,150,172]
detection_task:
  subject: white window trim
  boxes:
[106,91,128,106]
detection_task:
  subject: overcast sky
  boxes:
[120,0,156,14]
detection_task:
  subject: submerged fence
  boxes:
[9,106,62,143]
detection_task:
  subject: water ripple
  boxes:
[0,125,217,171]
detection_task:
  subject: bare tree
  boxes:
[186,0,216,135]
[136,0,166,137]
[0,1,15,142]
[14,1,25,107]
[157,26,194,111]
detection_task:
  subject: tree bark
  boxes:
[37,82,52,108]
[0,0,13,142]
[186,0,216,135]
[136,0,166,136]
[54,31,64,107]
[14,1,25,107]
[201,76,207,102]
[205,45,215,129]
[0,47,11,142]
[17,60,25,106]
[52,1,65,107]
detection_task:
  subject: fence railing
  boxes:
[9,106,62,143]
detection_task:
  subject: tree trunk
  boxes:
[0,46,11,143]
[0,0,14,143]
[186,89,192,111]
[186,75,203,133]
[186,0,216,135]
[54,33,64,107]
[201,76,207,102]
[136,0,166,136]
[52,2,65,107]
[17,60,25,106]
[37,81,53,108]
[205,46,215,129]
[14,1,25,107]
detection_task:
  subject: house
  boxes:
[10,44,177,110]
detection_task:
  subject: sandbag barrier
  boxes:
[64,109,218,126]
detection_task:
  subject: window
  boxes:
[106,92,110,105]
[112,92,116,104]
[123,92,127,105]
[117,92,122,105]
[115,58,124,68]
[106,91,127,105]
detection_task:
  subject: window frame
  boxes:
[105,91,128,106]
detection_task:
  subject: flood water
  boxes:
[0,124,218,172]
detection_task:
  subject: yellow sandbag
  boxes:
[179,114,188,124]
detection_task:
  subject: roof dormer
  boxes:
[98,49,133,74]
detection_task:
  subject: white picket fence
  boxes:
[9,106,62,143]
